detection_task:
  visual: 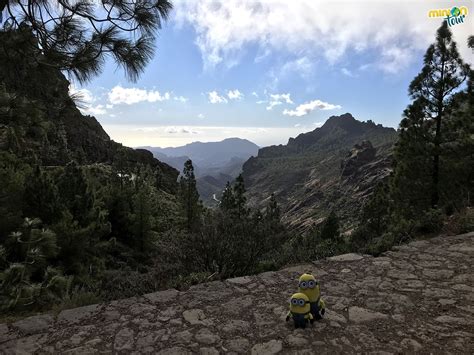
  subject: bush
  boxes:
[365,232,396,256]
[415,208,444,234]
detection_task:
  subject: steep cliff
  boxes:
[0,29,178,191]
[242,113,397,232]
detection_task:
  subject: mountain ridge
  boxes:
[242,113,397,232]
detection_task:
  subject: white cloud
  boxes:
[227,89,244,100]
[84,104,107,116]
[108,85,171,105]
[164,126,199,134]
[198,113,205,119]
[281,57,314,77]
[69,85,108,116]
[252,91,259,98]
[174,96,189,103]
[283,99,341,117]
[266,93,293,110]
[341,68,356,78]
[175,1,473,73]
[208,90,228,104]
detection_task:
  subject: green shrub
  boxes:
[415,208,444,234]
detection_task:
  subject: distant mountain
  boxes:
[242,113,397,232]
[142,138,259,168]
[141,138,259,203]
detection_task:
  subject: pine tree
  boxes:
[57,161,94,227]
[320,211,340,240]
[0,152,26,239]
[1,0,173,83]
[131,169,156,253]
[220,182,235,211]
[23,166,62,225]
[0,218,69,310]
[265,193,281,221]
[179,160,201,230]
[405,21,470,208]
[233,174,248,219]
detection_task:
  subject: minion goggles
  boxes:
[291,298,308,306]
[298,280,318,289]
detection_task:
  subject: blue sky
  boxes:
[73,0,473,148]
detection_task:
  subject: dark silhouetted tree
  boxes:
[220,181,235,211]
[2,0,173,82]
[404,21,470,208]
[179,160,201,230]
[233,174,248,219]
[320,210,340,240]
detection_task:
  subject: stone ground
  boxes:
[1,232,473,354]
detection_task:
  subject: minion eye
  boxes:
[299,281,307,289]
[291,298,298,305]
[308,280,315,288]
[298,299,305,306]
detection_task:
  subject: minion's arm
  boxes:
[319,298,326,309]
[319,298,326,315]
[308,313,313,320]
[286,310,292,321]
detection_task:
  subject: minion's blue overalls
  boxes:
[310,298,321,320]
[291,312,310,329]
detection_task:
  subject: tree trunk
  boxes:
[431,115,441,207]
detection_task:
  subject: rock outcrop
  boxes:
[341,141,377,177]
[1,232,473,354]
[242,113,397,232]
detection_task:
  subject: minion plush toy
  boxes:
[286,293,313,329]
[298,273,326,321]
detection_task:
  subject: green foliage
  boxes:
[0,218,70,311]
[0,152,28,239]
[320,210,340,240]
[2,1,173,83]
[179,160,202,231]
[351,22,473,255]
[161,177,289,279]
[396,21,470,210]
[23,167,62,225]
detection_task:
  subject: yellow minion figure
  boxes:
[298,273,326,321]
[285,293,313,329]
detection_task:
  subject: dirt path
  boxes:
[1,232,473,354]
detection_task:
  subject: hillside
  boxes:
[0,30,179,191]
[143,138,259,203]
[2,232,472,353]
[242,113,397,232]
